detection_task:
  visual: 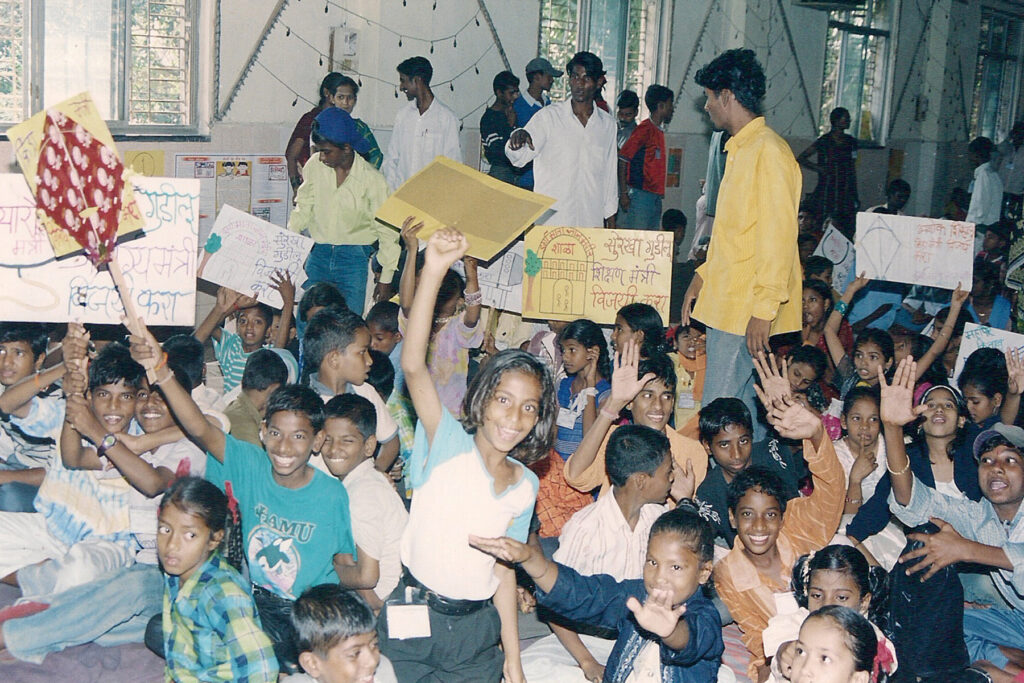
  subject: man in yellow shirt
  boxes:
[289,107,399,315]
[681,49,802,440]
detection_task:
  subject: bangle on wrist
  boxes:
[886,456,911,476]
[153,352,168,372]
[834,300,849,317]
[153,369,174,386]
[845,497,862,504]
[600,405,620,420]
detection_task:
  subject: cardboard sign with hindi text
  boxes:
[953,323,1024,383]
[521,227,673,324]
[855,212,974,290]
[198,205,314,308]
[0,174,199,325]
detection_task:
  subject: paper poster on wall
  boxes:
[198,205,313,308]
[0,174,199,325]
[375,157,555,261]
[125,150,166,177]
[855,212,974,291]
[813,223,855,291]
[953,323,1024,382]
[521,227,673,324]
[175,154,290,243]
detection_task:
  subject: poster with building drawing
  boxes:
[452,241,524,314]
[0,174,199,325]
[855,212,974,291]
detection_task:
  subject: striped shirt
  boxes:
[213,330,251,394]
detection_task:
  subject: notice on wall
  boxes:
[175,154,290,243]
[0,174,199,325]
[521,226,673,324]
[953,323,1024,382]
[198,205,313,308]
[855,212,974,290]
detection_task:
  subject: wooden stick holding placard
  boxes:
[107,251,157,382]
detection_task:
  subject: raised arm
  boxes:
[1002,348,1024,424]
[129,320,227,462]
[878,357,925,506]
[401,228,469,444]
[268,270,296,350]
[565,340,652,483]
[0,362,63,418]
[397,217,422,315]
[825,273,868,367]
[462,256,482,329]
[195,287,250,344]
[912,285,967,380]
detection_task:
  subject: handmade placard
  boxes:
[855,212,973,290]
[521,227,673,324]
[0,174,199,325]
[953,323,1024,382]
[198,204,313,308]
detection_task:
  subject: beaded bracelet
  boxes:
[464,289,483,307]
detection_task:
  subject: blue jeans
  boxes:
[702,327,764,441]
[305,243,374,316]
[963,606,1024,668]
[617,188,663,230]
[2,563,162,663]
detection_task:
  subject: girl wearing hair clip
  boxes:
[762,545,895,682]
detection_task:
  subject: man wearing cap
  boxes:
[883,404,1024,681]
[506,51,617,228]
[289,107,398,315]
[512,57,561,191]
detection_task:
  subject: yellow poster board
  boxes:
[375,157,555,261]
[522,227,674,324]
[125,150,166,177]
[6,92,143,259]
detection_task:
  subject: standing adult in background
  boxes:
[290,108,398,315]
[286,72,345,195]
[513,57,561,191]
[506,52,617,228]
[681,48,802,439]
[614,89,639,148]
[967,136,1004,255]
[797,106,859,237]
[617,85,674,230]
[381,56,462,192]
[329,75,383,169]
[688,130,728,260]
[480,71,521,185]
[995,120,1024,219]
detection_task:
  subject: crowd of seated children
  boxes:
[224,348,290,447]
[554,318,611,461]
[195,287,277,393]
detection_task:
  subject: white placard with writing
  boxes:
[953,322,1024,383]
[0,174,199,325]
[198,204,313,308]
[813,223,855,291]
[855,212,974,291]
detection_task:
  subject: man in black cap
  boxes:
[513,57,561,190]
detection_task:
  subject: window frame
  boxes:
[819,0,897,147]
[971,7,1024,143]
[1,0,202,138]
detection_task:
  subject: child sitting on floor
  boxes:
[471,503,724,682]
[224,348,289,447]
[195,286,274,393]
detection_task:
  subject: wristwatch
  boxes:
[96,433,117,457]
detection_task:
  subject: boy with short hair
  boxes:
[694,397,801,546]
[618,84,675,230]
[130,321,357,673]
[565,346,708,498]
[319,394,408,611]
[225,348,289,447]
[712,395,845,681]
[0,322,62,511]
[285,584,397,683]
[195,286,274,393]
[523,425,683,682]
[303,306,400,473]
[365,301,403,390]
[881,358,1024,682]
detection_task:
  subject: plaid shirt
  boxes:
[163,552,279,683]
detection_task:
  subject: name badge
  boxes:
[386,587,431,639]
[557,406,578,428]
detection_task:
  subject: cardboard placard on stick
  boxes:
[855,212,974,290]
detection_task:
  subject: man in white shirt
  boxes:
[995,120,1024,215]
[381,56,463,192]
[506,51,617,228]
[968,136,1004,254]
